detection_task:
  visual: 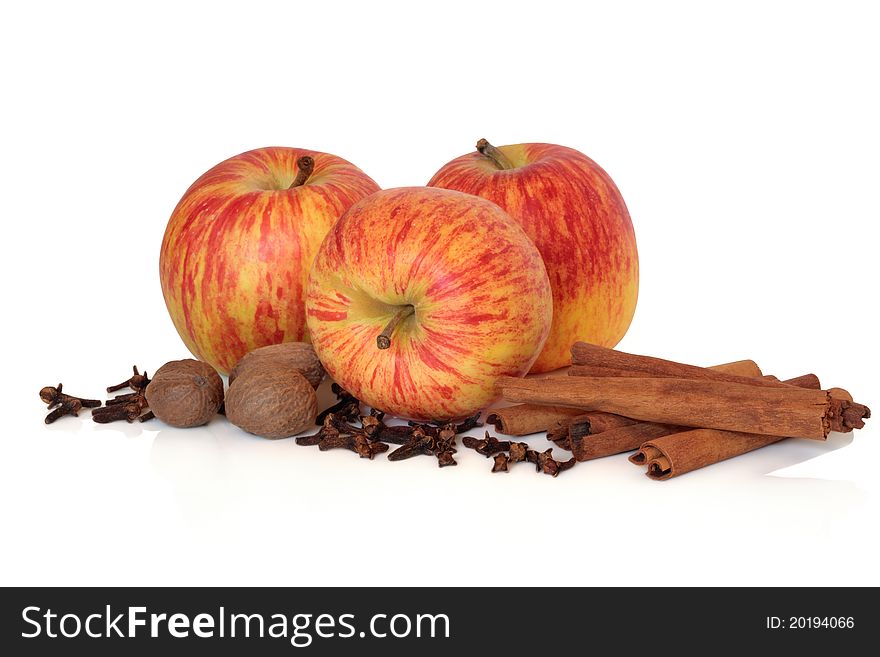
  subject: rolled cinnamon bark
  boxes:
[546,412,638,450]
[553,359,764,453]
[568,358,762,380]
[571,343,784,388]
[498,376,869,440]
[640,429,781,480]
[570,422,681,461]
[485,404,584,436]
[632,377,844,480]
[570,373,822,461]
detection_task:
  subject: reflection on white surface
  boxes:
[5,377,874,588]
[133,380,868,586]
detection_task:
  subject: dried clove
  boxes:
[45,398,83,424]
[462,431,512,457]
[508,442,531,463]
[296,413,387,459]
[388,427,435,461]
[537,450,577,477]
[454,412,484,433]
[296,415,339,446]
[492,453,510,472]
[488,444,577,477]
[437,450,458,467]
[106,366,150,393]
[39,384,101,425]
[40,384,101,410]
[433,424,458,467]
[91,394,149,423]
[360,412,384,440]
[408,412,483,434]
[375,424,418,445]
[386,423,459,467]
[353,433,389,460]
[317,432,355,452]
[105,392,139,405]
[315,384,360,426]
[83,365,155,424]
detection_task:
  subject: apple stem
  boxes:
[289,156,315,188]
[476,138,514,170]
[377,304,415,350]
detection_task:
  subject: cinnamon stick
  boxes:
[546,411,637,449]
[569,373,822,461]
[640,429,783,480]
[486,404,584,436]
[498,376,869,440]
[557,359,765,456]
[570,343,787,388]
[631,380,853,479]
[570,422,681,461]
[568,358,762,380]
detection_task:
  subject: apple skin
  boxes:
[305,187,553,421]
[428,143,638,373]
[160,147,380,374]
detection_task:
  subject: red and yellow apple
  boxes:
[159,147,380,374]
[428,140,638,373]
[305,187,553,421]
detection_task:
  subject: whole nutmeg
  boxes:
[225,365,317,439]
[229,342,325,389]
[145,359,224,428]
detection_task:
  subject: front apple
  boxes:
[306,187,552,421]
[428,140,638,373]
[160,147,380,374]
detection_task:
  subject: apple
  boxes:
[305,187,553,421]
[428,140,638,373]
[160,147,380,374]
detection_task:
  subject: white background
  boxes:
[1,1,878,587]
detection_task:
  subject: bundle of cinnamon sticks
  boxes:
[490,343,870,480]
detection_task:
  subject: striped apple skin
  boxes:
[160,147,380,374]
[306,187,553,421]
[428,143,638,373]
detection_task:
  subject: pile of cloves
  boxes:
[463,432,577,477]
[93,366,154,423]
[39,366,155,424]
[296,386,482,468]
[40,369,577,478]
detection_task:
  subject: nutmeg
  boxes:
[229,342,325,389]
[145,359,224,428]
[225,365,317,439]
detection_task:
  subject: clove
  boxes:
[105,392,139,405]
[375,424,418,445]
[433,424,458,467]
[492,453,510,472]
[315,384,360,426]
[462,431,511,457]
[488,443,577,477]
[388,427,435,461]
[39,384,101,424]
[360,412,384,440]
[508,442,530,464]
[454,412,484,433]
[296,415,339,446]
[534,448,577,477]
[106,366,150,393]
[296,413,387,459]
[91,394,149,424]
[353,433,389,460]
[408,412,483,434]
